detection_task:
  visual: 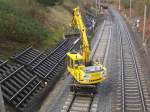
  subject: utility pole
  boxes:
[143,4,147,46]
[119,0,121,10]
[74,0,77,5]
[113,0,115,8]
[98,0,101,9]
[97,0,98,11]
[129,0,132,18]
[96,0,98,16]
[0,84,6,112]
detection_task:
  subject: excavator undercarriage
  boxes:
[70,77,97,94]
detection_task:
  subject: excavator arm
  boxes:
[72,7,90,64]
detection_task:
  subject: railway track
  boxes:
[0,61,44,111]
[30,38,79,80]
[11,47,42,65]
[0,35,80,111]
[11,37,79,80]
[91,19,111,65]
[113,10,150,112]
[0,60,3,63]
[61,93,95,112]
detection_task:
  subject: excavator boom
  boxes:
[72,7,90,64]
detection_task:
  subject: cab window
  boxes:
[75,60,83,66]
[67,56,72,68]
[71,59,74,68]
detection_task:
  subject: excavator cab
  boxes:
[67,52,84,79]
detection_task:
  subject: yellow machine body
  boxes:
[67,7,106,91]
[67,52,106,85]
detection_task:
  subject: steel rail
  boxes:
[12,47,32,59]
[122,22,147,112]
[44,39,80,79]
[31,39,68,70]
[0,61,8,67]
[0,66,24,83]
[118,13,147,112]
[66,93,76,112]
[63,93,94,112]
[90,20,106,60]
[118,24,126,112]
[0,36,80,111]
[91,16,112,66]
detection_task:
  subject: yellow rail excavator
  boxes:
[67,7,106,93]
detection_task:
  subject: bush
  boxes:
[37,0,59,6]
[0,1,49,43]
[121,0,130,9]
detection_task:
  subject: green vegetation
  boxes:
[121,0,150,16]
[0,0,93,59]
[37,0,59,6]
[0,0,70,59]
[121,0,130,9]
[120,0,150,45]
[121,0,150,11]
[0,1,49,43]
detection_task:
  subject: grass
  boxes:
[63,0,77,8]
[41,29,65,50]
[0,0,73,59]
[0,0,92,59]
[47,6,72,29]
[36,5,72,50]
[0,28,65,59]
[0,39,27,60]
